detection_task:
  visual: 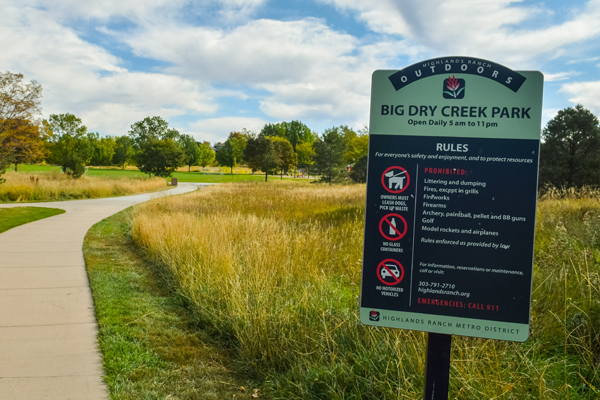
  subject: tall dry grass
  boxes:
[131,181,600,399]
[0,171,166,202]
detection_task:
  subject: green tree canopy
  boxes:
[45,113,91,178]
[112,136,135,169]
[88,133,116,167]
[349,155,368,183]
[197,142,216,170]
[345,126,369,164]
[314,127,346,184]
[260,121,315,150]
[129,116,180,151]
[136,138,186,178]
[269,136,297,179]
[179,134,200,172]
[539,105,600,188]
[244,136,278,181]
[215,136,245,174]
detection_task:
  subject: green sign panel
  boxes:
[359,57,543,342]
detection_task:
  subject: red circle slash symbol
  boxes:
[377,259,405,286]
[381,166,410,194]
[379,213,408,241]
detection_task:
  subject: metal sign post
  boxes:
[359,57,544,398]
[423,333,452,400]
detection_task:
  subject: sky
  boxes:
[1,0,599,144]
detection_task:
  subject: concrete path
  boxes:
[0,183,208,400]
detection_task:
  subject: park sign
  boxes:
[359,57,543,342]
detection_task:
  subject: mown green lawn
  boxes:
[83,208,262,400]
[9,164,308,184]
[0,206,65,233]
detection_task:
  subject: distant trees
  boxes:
[216,133,246,174]
[349,155,368,183]
[314,127,347,184]
[244,136,278,181]
[270,136,297,179]
[0,71,45,178]
[129,116,184,177]
[296,140,315,178]
[1,119,47,171]
[87,133,116,168]
[540,105,600,188]
[136,139,186,178]
[179,134,200,172]
[112,136,135,169]
[0,70,377,186]
[197,142,216,171]
[345,126,369,164]
[45,113,91,178]
[0,71,42,137]
[260,120,315,150]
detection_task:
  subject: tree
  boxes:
[0,71,45,172]
[244,136,278,181]
[296,140,316,178]
[349,155,368,183]
[314,127,346,184]
[270,136,297,179]
[129,116,181,177]
[280,120,315,150]
[215,136,244,174]
[0,119,47,171]
[260,121,315,150]
[45,113,91,178]
[129,116,180,152]
[197,142,216,172]
[0,71,42,137]
[0,142,9,184]
[112,136,135,169]
[345,126,369,164]
[260,123,286,138]
[179,134,200,172]
[136,139,186,178]
[88,133,116,168]
[539,105,600,188]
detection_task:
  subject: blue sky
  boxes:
[1,0,599,144]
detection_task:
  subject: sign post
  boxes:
[359,57,543,398]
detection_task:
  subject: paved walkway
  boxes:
[0,183,208,400]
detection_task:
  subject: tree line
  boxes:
[2,70,600,188]
[0,71,369,183]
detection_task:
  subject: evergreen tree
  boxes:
[539,105,600,188]
[244,136,278,181]
[313,127,346,184]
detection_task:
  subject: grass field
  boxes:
[83,209,261,400]
[0,206,65,233]
[125,182,600,399]
[0,171,167,202]
[7,164,307,183]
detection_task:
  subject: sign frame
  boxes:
[359,56,544,343]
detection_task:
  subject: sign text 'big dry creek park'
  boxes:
[360,57,544,342]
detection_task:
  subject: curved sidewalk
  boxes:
[0,183,207,400]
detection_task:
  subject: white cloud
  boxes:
[567,56,600,64]
[543,72,579,82]
[318,0,600,67]
[117,18,416,126]
[186,116,268,143]
[560,81,600,115]
[0,3,218,136]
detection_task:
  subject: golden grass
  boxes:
[131,181,600,399]
[0,171,166,202]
